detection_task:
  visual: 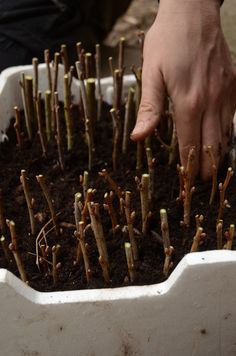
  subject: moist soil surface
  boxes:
[0,103,235,292]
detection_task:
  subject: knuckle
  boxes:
[184,92,203,116]
[209,87,222,105]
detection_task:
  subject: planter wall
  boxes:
[0,251,236,356]
[0,65,236,356]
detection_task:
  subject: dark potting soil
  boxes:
[0,103,235,292]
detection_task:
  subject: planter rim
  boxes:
[1,250,235,305]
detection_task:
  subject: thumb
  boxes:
[131,64,166,141]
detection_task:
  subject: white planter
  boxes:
[0,251,236,356]
[0,65,236,356]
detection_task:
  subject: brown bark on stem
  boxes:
[36,175,59,236]
[0,189,5,235]
[82,171,89,200]
[0,236,11,263]
[140,174,150,235]
[163,246,174,277]
[146,147,155,202]
[44,90,52,142]
[44,49,52,91]
[110,108,122,171]
[76,221,91,282]
[124,242,136,282]
[88,202,109,283]
[95,44,103,121]
[36,92,47,157]
[122,87,135,154]
[104,191,119,232]
[226,224,234,250]
[60,44,69,74]
[9,242,27,283]
[190,227,205,253]
[205,145,217,205]
[86,78,96,131]
[76,63,94,170]
[85,53,93,79]
[32,57,39,102]
[20,169,35,235]
[54,92,65,170]
[118,37,125,71]
[216,219,223,249]
[181,147,196,226]
[20,72,32,140]
[123,191,139,261]
[13,106,23,149]
[6,219,17,250]
[98,169,123,200]
[52,244,61,285]
[217,167,233,223]
[63,74,74,151]
[25,75,36,128]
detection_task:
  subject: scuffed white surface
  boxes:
[0,251,235,355]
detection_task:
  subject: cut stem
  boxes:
[98,169,123,200]
[205,145,217,205]
[146,147,155,202]
[160,209,170,249]
[76,221,91,282]
[85,53,93,79]
[36,91,47,157]
[20,72,32,140]
[110,108,122,171]
[122,87,135,154]
[104,192,119,232]
[226,224,234,250]
[60,44,69,74]
[217,167,233,223]
[20,169,35,235]
[63,74,74,151]
[9,242,27,283]
[190,227,204,252]
[0,236,11,263]
[124,242,136,282]
[95,44,103,120]
[181,147,196,226]
[216,219,223,249]
[76,64,94,170]
[52,244,61,285]
[36,175,59,235]
[123,191,139,261]
[0,189,6,235]
[54,92,65,170]
[87,202,109,283]
[44,49,52,91]
[6,219,17,250]
[140,174,150,235]
[163,246,174,277]
[44,90,52,142]
[13,106,23,149]
[86,78,96,130]
[32,57,39,102]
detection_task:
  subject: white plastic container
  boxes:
[0,65,236,356]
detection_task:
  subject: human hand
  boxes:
[131,0,236,179]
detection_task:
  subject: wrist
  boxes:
[158,0,223,4]
[156,0,221,30]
